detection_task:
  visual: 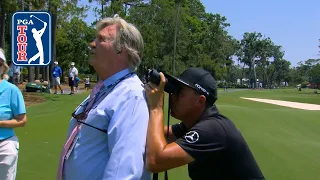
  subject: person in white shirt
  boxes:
[12,65,21,86]
[68,62,78,95]
[84,76,90,91]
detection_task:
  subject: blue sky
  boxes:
[80,0,320,67]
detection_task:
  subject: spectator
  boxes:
[7,61,13,83]
[68,62,78,95]
[84,76,90,91]
[0,48,27,180]
[52,61,63,94]
[12,65,22,86]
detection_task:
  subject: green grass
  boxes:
[15,88,320,180]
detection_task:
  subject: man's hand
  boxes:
[144,72,166,110]
[144,72,194,173]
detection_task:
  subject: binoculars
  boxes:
[145,69,180,94]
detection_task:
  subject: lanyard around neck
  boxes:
[102,72,134,91]
[74,72,135,133]
[89,72,134,109]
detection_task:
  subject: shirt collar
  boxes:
[103,68,133,88]
[198,105,220,121]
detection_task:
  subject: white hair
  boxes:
[96,14,144,71]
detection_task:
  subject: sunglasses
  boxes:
[71,97,107,134]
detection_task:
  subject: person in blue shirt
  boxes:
[57,14,151,180]
[52,61,63,94]
[74,76,79,92]
[0,48,27,180]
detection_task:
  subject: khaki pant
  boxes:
[0,136,19,180]
[52,77,61,86]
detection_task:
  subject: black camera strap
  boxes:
[152,94,170,180]
[164,96,170,180]
[153,173,158,180]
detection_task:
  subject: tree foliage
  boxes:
[0,0,318,90]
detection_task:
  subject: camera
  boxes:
[145,69,180,94]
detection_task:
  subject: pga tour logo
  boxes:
[12,11,51,66]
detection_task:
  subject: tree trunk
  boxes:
[32,0,39,80]
[35,67,39,79]
[49,11,57,86]
[42,67,46,81]
[269,69,275,88]
[252,60,257,88]
[0,5,5,49]
[248,64,252,88]
[172,0,180,76]
[262,66,269,89]
[45,66,49,82]
[240,63,245,86]
[35,67,39,80]
[27,1,34,82]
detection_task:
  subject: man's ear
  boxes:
[198,95,207,106]
[117,46,126,55]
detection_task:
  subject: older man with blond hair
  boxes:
[57,15,150,180]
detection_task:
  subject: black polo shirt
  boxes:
[172,105,265,180]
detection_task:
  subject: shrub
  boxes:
[301,81,309,88]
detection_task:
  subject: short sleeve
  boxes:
[10,88,26,116]
[175,120,227,161]
[171,122,188,138]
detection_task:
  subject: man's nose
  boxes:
[90,40,96,48]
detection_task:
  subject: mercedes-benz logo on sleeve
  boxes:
[184,131,199,143]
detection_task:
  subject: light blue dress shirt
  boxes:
[63,68,151,180]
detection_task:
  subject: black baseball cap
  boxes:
[165,67,218,105]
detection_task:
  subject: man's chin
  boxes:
[88,58,95,66]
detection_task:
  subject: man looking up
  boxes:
[57,14,151,180]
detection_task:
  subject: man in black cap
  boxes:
[144,67,265,180]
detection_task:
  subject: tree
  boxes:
[128,0,238,80]
[238,32,265,88]
[0,0,19,49]
[2,0,289,89]
[273,59,291,86]
[308,64,320,88]
[56,17,96,78]
[237,32,286,88]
